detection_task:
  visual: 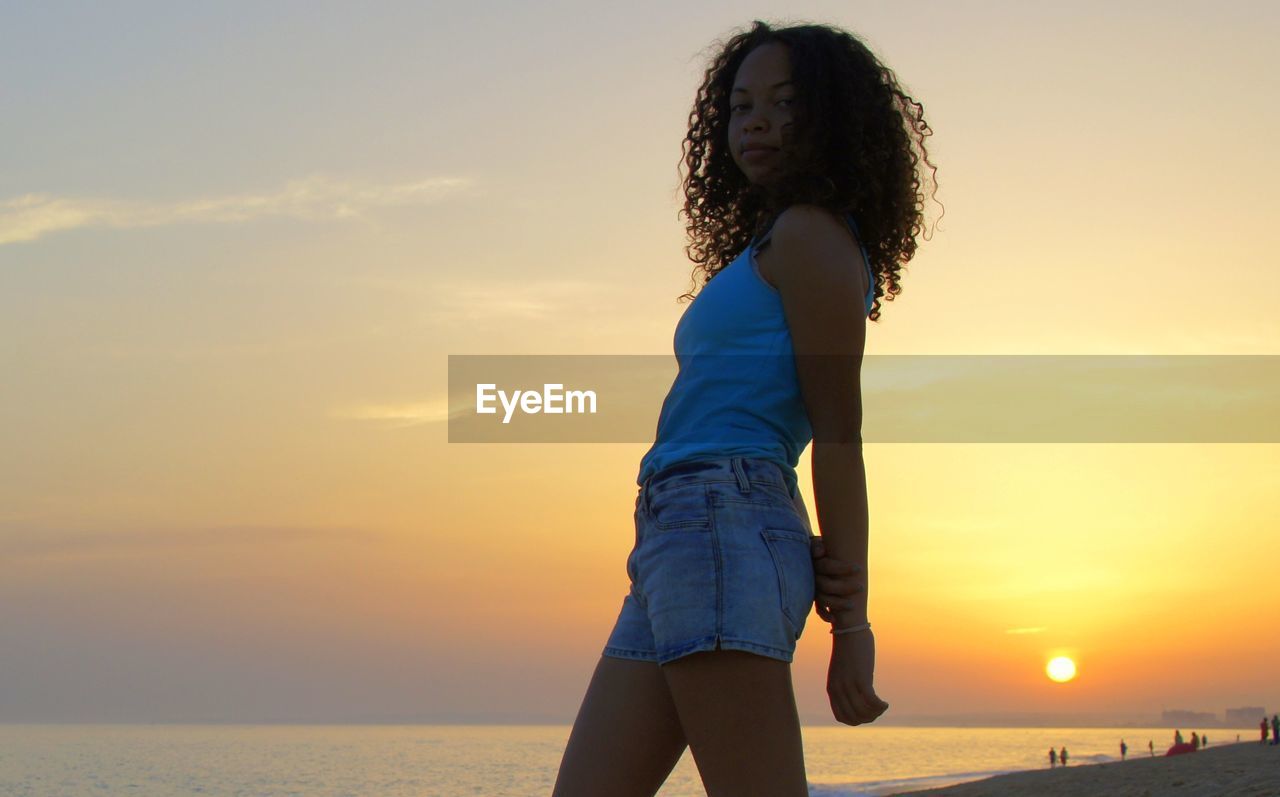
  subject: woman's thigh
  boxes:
[660,648,808,797]
[552,655,688,797]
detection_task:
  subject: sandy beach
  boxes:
[891,741,1279,796]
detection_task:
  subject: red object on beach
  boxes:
[1165,742,1197,756]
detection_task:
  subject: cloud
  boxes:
[0,523,385,560]
[0,174,474,245]
[327,273,609,326]
[329,397,454,428]
[421,278,609,324]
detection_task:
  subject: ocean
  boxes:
[0,724,1251,796]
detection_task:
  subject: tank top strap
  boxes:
[749,209,786,254]
[747,208,875,314]
[749,209,874,298]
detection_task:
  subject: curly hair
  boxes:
[676,20,942,321]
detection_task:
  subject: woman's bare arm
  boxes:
[760,205,871,624]
[762,203,888,725]
[810,442,869,626]
[800,478,865,623]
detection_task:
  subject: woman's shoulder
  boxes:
[754,204,867,290]
[772,204,858,242]
[753,204,861,255]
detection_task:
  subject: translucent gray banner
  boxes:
[447,355,1280,443]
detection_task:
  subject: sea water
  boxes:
[0,724,1250,796]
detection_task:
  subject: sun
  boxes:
[1046,656,1077,683]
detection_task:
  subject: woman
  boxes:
[554,19,938,796]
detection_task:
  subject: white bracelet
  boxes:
[831,621,871,635]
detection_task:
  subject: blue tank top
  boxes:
[637,212,876,497]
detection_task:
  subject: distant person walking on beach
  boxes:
[1048,747,1057,767]
[1060,746,1069,766]
[552,20,939,797]
[1120,739,1127,760]
[1191,731,1199,749]
[1262,718,1269,744]
[1149,739,1154,756]
[1202,733,1208,747]
[1271,714,1279,745]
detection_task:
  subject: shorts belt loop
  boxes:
[731,456,751,494]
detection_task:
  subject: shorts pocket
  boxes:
[649,484,710,529]
[749,481,797,506]
[625,546,644,605]
[761,528,816,638]
[625,546,637,584]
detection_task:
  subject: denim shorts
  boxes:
[603,456,817,665]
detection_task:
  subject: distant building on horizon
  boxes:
[1225,707,1267,727]
[1162,709,1219,727]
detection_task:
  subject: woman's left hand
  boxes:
[810,536,864,623]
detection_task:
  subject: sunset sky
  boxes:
[2,0,1277,725]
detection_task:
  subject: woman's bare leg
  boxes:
[660,649,808,797]
[552,655,688,797]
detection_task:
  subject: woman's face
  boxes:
[728,41,797,185]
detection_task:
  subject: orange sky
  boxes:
[1,1,1277,724]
